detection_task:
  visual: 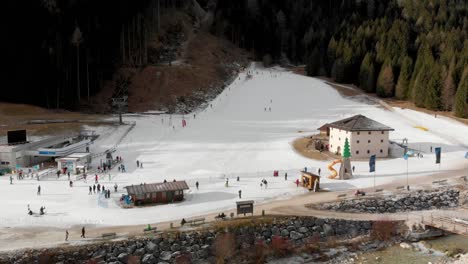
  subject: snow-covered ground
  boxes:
[1,63,467,228]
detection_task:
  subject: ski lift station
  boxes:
[0,129,97,170]
[55,152,92,174]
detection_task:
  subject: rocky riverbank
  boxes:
[319,188,460,213]
[0,216,400,264]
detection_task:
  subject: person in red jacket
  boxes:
[295,179,300,187]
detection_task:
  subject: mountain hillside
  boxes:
[1,0,247,113]
[213,0,468,117]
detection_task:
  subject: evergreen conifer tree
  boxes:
[441,57,456,110]
[410,44,430,100]
[424,65,441,110]
[454,68,467,118]
[395,56,412,99]
[359,53,373,91]
[342,138,351,158]
[376,63,395,97]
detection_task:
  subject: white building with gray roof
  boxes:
[322,115,394,158]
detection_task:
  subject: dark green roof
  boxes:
[327,115,394,131]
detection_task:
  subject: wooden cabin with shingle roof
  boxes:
[125,181,189,205]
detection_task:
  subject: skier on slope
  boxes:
[114,183,118,192]
[195,181,199,190]
[37,185,41,195]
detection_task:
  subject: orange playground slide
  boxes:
[328,159,342,179]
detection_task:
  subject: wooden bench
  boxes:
[101,232,116,239]
[375,189,384,193]
[143,227,158,233]
[186,218,205,226]
[396,186,405,190]
[143,229,160,236]
[432,179,447,184]
[337,194,347,198]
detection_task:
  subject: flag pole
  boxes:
[373,171,376,191]
[406,158,409,191]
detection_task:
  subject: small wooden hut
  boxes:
[301,171,320,192]
[124,181,189,205]
[317,124,330,136]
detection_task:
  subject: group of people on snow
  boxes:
[27,204,46,216]
[87,183,113,198]
[260,179,268,189]
[118,164,126,172]
[136,160,143,168]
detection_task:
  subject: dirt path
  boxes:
[1,167,466,252]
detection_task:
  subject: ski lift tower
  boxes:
[111,96,128,125]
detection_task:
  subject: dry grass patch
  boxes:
[292,137,329,161]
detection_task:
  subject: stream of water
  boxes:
[355,235,468,264]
